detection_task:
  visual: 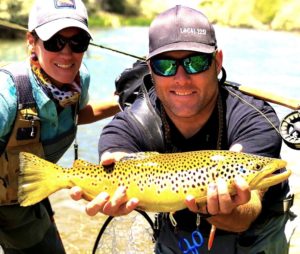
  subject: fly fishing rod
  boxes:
[231,84,300,149]
[2,18,300,148]
[0,19,145,60]
[2,19,299,109]
[89,42,145,60]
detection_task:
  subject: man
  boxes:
[72,5,294,253]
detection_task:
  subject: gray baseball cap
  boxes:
[28,0,92,41]
[147,5,217,60]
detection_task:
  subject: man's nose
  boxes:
[174,65,190,82]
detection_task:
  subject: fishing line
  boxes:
[92,210,156,254]
[92,210,155,254]
[220,68,281,137]
[0,19,27,32]
[224,86,281,135]
[89,42,145,60]
[3,18,295,146]
[0,19,145,60]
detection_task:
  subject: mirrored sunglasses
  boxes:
[43,32,91,53]
[150,53,215,77]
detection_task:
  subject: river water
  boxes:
[1,26,300,253]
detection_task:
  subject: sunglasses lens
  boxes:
[151,59,177,76]
[151,53,214,77]
[43,33,90,53]
[43,35,65,52]
[183,54,211,74]
[69,34,90,53]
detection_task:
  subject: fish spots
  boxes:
[18,150,288,211]
[239,166,247,174]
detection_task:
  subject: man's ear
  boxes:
[215,49,223,75]
[146,60,153,75]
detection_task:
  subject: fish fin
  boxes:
[18,152,65,207]
[120,152,160,161]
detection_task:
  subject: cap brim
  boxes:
[35,18,92,41]
[147,42,216,60]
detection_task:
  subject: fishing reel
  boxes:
[280,111,300,150]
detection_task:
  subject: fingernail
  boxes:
[235,175,246,185]
[186,195,194,201]
[208,183,217,191]
[130,198,139,205]
[100,192,110,201]
[118,186,127,195]
[217,178,226,186]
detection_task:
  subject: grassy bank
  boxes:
[89,11,151,28]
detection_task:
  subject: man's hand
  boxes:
[69,151,139,216]
[185,175,250,215]
[185,144,251,215]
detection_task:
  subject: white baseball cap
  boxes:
[28,0,92,41]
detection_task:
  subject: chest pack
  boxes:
[0,63,80,205]
[0,62,43,205]
[115,60,164,151]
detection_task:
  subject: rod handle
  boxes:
[238,85,300,110]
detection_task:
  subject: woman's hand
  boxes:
[69,151,139,216]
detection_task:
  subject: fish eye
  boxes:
[255,164,262,170]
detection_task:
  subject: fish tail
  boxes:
[18,152,65,207]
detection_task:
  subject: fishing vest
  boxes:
[0,63,77,205]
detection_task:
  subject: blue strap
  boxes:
[0,62,35,109]
[0,62,36,155]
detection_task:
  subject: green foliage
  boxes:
[271,1,300,31]
[6,0,27,26]
[0,0,28,38]
[253,0,283,24]
[199,0,300,31]
[101,0,125,14]
[89,10,151,27]
[100,0,141,16]
[1,0,300,37]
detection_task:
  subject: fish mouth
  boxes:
[249,159,291,190]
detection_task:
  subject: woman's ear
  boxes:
[215,49,223,75]
[26,32,36,51]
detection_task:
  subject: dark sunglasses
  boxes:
[43,32,91,53]
[150,53,215,77]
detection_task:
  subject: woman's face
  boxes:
[28,27,86,87]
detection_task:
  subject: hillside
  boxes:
[0,0,299,39]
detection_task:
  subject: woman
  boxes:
[0,0,119,253]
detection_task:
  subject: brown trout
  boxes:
[18,151,291,212]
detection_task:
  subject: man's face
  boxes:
[149,50,223,121]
